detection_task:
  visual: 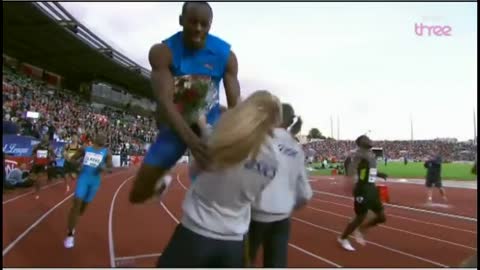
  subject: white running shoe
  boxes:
[338,237,355,251]
[35,195,40,200]
[155,175,173,200]
[354,230,366,246]
[64,236,75,248]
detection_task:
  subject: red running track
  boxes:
[2,165,477,267]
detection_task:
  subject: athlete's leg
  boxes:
[357,189,386,238]
[67,197,84,235]
[436,181,447,201]
[31,172,39,193]
[30,166,39,194]
[67,176,90,233]
[65,175,71,192]
[340,213,367,240]
[360,210,386,231]
[63,166,72,192]
[425,180,434,202]
[64,176,95,248]
[338,213,367,251]
[34,168,47,199]
[79,201,89,216]
[66,171,77,192]
[130,129,187,203]
[82,179,100,210]
[64,197,83,249]
[338,196,368,251]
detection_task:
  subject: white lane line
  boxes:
[3,181,62,205]
[287,243,341,267]
[173,173,342,267]
[3,170,127,205]
[3,192,74,256]
[312,190,477,222]
[115,252,162,261]
[108,175,134,268]
[2,171,130,258]
[306,205,476,250]
[311,198,477,234]
[160,202,180,224]
[175,174,187,190]
[291,217,448,268]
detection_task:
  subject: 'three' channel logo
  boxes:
[414,16,452,37]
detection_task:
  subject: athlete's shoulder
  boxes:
[162,31,181,43]
[161,31,182,50]
[206,33,231,50]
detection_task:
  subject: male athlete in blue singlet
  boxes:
[129,2,240,203]
[64,133,112,248]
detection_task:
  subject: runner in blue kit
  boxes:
[63,133,113,249]
[129,1,240,203]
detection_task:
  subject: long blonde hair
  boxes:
[208,90,282,170]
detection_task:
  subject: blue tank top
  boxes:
[163,31,231,126]
[80,146,108,176]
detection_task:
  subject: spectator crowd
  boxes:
[3,65,157,155]
[3,64,476,162]
[303,138,476,163]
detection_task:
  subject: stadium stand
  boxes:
[303,139,477,163]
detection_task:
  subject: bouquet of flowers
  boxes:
[173,75,215,124]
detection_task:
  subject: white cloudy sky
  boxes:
[60,2,477,141]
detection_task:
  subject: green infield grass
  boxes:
[309,161,476,181]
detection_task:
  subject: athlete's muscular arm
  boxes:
[223,51,240,108]
[105,151,113,169]
[344,155,361,193]
[347,155,361,181]
[377,171,388,180]
[149,43,209,167]
[105,151,113,173]
[69,147,85,166]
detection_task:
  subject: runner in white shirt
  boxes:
[156,90,283,268]
[247,103,313,267]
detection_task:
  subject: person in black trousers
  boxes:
[424,154,447,203]
[120,147,128,167]
[247,104,312,267]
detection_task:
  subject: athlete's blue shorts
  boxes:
[75,174,101,203]
[144,108,221,169]
[144,127,188,169]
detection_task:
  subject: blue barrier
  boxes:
[3,135,66,167]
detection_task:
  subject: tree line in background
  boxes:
[308,128,328,140]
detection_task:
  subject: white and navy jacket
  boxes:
[181,135,279,241]
[251,128,313,223]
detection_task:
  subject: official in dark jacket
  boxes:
[424,155,447,203]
